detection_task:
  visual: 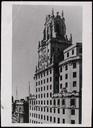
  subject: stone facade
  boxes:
[29,9,82,124]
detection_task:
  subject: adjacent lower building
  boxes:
[29,9,82,124]
[12,98,29,123]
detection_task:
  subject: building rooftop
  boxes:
[64,42,82,53]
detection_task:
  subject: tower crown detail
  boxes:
[42,10,67,42]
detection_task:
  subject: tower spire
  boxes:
[62,10,64,18]
[16,86,18,100]
[52,8,54,16]
[29,81,30,96]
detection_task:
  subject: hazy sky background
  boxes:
[12,5,82,100]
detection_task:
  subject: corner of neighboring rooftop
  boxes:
[63,42,82,53]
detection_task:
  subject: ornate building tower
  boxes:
[37,10,72,94]
[29,9,82,124]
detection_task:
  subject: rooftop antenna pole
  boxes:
[29,81,30,96]
[16,86,18,100]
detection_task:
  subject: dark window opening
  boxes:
[73,72,77,78]
[65,74,68,79]
[72,49,74,55]
[73,81,76,87]
[63,109,65,114]
[67,52,69,57]
[70,99,75,106]
[71,109,75,115]
[71,120,75,124]
[62,99,65,105]
[73,63,76,68]
[63,119,65,123]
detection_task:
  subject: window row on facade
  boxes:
[36,77,52,86]
[36,84,52,92]
[36,68,52,80]
[66,49,75,58]
[36,92,52,99]
[30,113,76,124]
[65,47,82,58]
[30,107,75,116]
[59,62,77,73]
[60,81,77,89]
[30,98,76,107]
[60,72,77,81]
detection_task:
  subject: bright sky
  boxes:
[12,5,82,100]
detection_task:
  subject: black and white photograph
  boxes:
[1,2,92,127]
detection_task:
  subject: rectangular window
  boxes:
[50,100,52,105]
[73,72,77,78]
[41,100,43,105]
[50,77,52,82]
[63,109,65,114]
[44,100,45,105]
[57,99,60,105]
[41,94,42,98]
[41,115,43,119]
[47,116,49,121]
[54,99,56,106]
[44,93,45,98]
[71,109,75,115]
[54,108,56,113]
[50,92,52,97]
[50,116,52,122]
[50,69,52,74]
[60,83,62,88]
[47,100,49,105]
[58,108,60,113]
[47,107,49,112]
[73,81,76,87]
[67,52,69,57]
[65,74,68,79]
[65,64,68,70]
[62,99,65,105]
[60,75,62,80]
[44,107,45,112]
[79,48,82,53]
[70,99,75,106]
[41,87,42,91]
[44,79,45,84]
[71,120,75,124]
[65,82,68,87]
[50,84,52,89]
[63,119,65,123]
[47,70,48,75]
[44,115,45,120]
[47,78,48,83]
[41,80,42,85]
[36,82,37,86]
[50,108,52,113]
[73,62,76,68]
[54,117,56,123]
[47,85,48,90]
[44,86,45,91]
[60,67,62,72]
[58,118,60,123]
[47,93,48,97]
[72,49,74,55]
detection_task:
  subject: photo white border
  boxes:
[1,1,92,127]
